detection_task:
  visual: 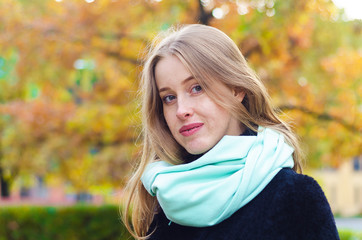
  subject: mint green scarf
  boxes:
[141,127,294,227]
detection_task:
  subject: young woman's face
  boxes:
[155,55,244,155]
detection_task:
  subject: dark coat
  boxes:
[147,168,340,240]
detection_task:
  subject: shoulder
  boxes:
[273,168,329,204]
[270,168,333,217]
[215,168,339,239]
[268,168,340,239]
[247,168,332,215]
[273,167,317,185]
[266,168,326,198]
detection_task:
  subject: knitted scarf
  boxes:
[141,127,294,227]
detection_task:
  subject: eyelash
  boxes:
[161,84,203,104]
[162,95,176,104]
[191,85,203,94]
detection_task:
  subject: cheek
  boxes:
[205,104,233,129]
[163,109,176,132]
[204,100,229,119]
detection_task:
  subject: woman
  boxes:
[123,24,339,240]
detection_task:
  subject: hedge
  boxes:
[339,229,362,240]
[0,205,133,240]
[1,205,361,240]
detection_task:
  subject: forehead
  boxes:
[154,55,193,88]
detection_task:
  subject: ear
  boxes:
[232,89,246,103]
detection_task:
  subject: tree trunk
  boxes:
[0,168,10,198]
[197,0,213,25]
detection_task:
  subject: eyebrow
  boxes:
[158,75,195,93]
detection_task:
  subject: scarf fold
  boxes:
[141,127,294,227]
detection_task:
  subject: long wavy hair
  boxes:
[122,24,303,239]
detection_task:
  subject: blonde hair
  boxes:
[122,24,303,239]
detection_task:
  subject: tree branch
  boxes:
[197,0,214,25]
[103,50,140,65]
[278,105,361,133]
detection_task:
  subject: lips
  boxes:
[179,123,204,136]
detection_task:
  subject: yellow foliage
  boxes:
[0,0,360,193]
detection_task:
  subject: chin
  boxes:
[182,139,213,155]
[185,145,209,155]
[187,150,203,155]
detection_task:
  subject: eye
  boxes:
[191,85,203,94]
[162,95,176,104]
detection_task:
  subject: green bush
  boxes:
[339,229,362,240]
[5,206,361,240]
[0,205,133,240]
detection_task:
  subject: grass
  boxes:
[339,229,362,240]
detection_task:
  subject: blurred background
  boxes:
[0,0,361,239]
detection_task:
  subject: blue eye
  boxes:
[191,85,203,94]
[163,95,176,104]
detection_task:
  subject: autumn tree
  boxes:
[0,0,360,197]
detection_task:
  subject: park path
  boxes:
[335,218,362,231]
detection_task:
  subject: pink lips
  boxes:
[179,123,204,137]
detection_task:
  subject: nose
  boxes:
[176,97,193,120]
